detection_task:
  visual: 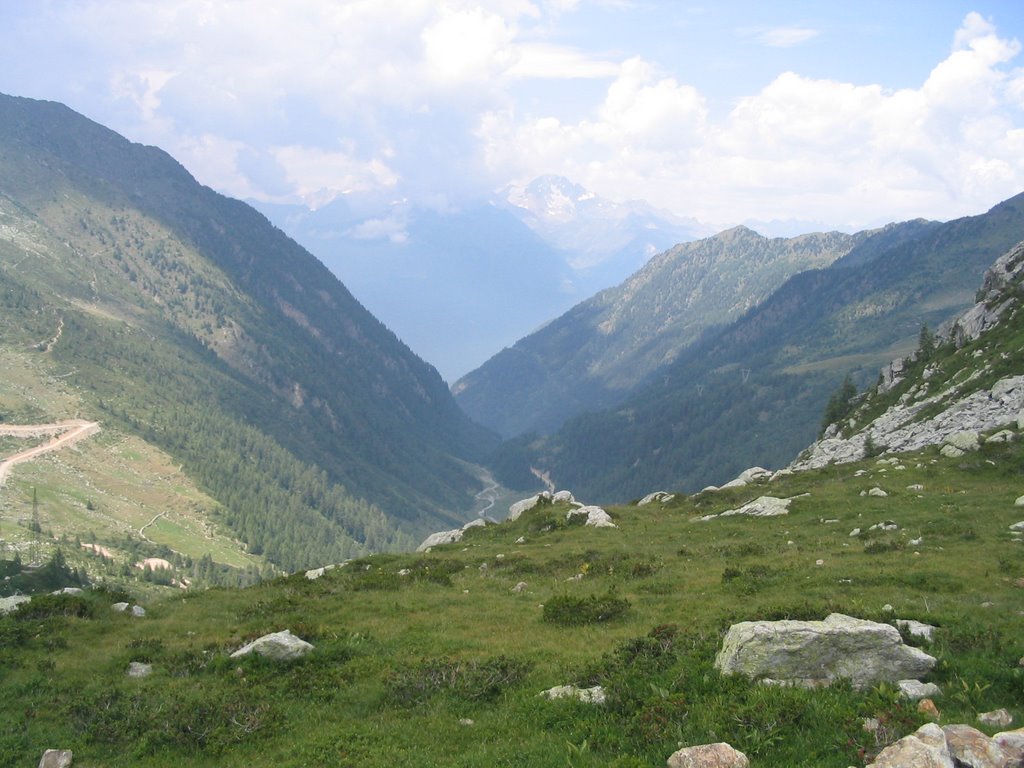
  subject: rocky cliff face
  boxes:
[793,240,1024,470]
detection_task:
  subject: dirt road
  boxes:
[0,419,100,487]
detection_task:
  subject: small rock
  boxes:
[866,723,950,767]
[917,699,941,720]
[882,604,894,612]
[1010,520,1024,530]
[1015,496,1024,507]
[815,559,825,566]
[111,602,129,612]
[849,528,862,537]
[868,487,889,498]
[397,569,411,576]
[540,685,606,704]
[127,662,152,678]
[978,708,1014,728]
[515,536,526,544]
[986,429,1016,444]
[909,537,923,546]
[896,619,937,642]
[511,581,527,594]
[38,750,73,768]
[51,587,83,596]
[638,491,674,506]
[898,679,941,699]
[552,490,576,504]
[667,742,749,768]
[230,629,314,661]
[940,444,966,458]
[906,484,924,492]
[566,506,616,528]
[458,718,474,726]
[130,605,146,618]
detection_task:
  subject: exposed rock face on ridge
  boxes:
[714,613,936,689]
[793,240,1024,471]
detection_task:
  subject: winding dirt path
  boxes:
[0,419,100,488]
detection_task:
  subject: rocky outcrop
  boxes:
[416,517,489,552]
[714,613,936,689]
[794,241,1024,471]
[230,629,313,661]
[0,595,31,615]
[666,742,749,768]
[638,491,675,506]
[866,723,1024,768]
[699,495,795,520]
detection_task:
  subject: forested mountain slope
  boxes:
[0,93,495,571]
[491,192,1024,501]
[454,225,895,438]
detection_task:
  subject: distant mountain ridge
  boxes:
[455,225,867,438]
[254,175,706,381]
[0,92,495,570]
[489,192,1024,501]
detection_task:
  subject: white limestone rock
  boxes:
[0,595,31,615]
[896,619,937,642]
[567,506,616,528]
[230,629,314,662]
[898,679,942,700]
[703,496,793,521]
[127,662,153,678]
[552,490,576,504]
[714,613,936,689]
[868,487,889,497]
[866,723,953,767]
[507,492,553,521]
[539,684,606,704]
[38,750,74,768]
[638,491,675,506]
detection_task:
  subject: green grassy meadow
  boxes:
[2,438,1022,767]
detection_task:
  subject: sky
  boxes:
[2,1,1024,232]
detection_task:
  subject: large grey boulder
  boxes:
[567,506,616,528]
[230,629,313,661]
[667,742,749,768]
[714,613,936,689]
[507,492,552,521]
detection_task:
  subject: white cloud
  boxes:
[754,26,819,48]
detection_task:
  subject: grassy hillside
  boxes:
[2,441,1022,766]
[0,93,497,573]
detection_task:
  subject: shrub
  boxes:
[542,592,631,626]
[12,593,94,620]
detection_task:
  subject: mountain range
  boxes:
[487,193,1024,501]
[0,93,494,572]
[253,175,705,381]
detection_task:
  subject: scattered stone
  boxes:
[869,521,899,532]
[51,587,83,596]
[398,569,411,576]
[868,487,889,498]
[127,662,152,678]
[940,444,966,458]
[458,718,474,726]
[854,470,867,477]
[552,490,576,504]
[714,613,936,689]
[230,629,314,662]
[667,742,749,768]
[417,528,464,551]
[815,559,825,566]
[1010,520,1024,530]
[511,581,528,594]
[985,429,1016,444]
[0,595,31,615]
[896,619,937,642]
[907,484,925,492]
[977,709,1014,728]
[898,679,941,700]
[130,605,146,618]
[566,506,616,528]
[866,723,951,767]
[111,602,129,613]
[918,699,941,720]
[539,685,606,704]
[849,528,862,537]
[1015,496,1024,507]
[720,466,772,490]
[882,604,895,613]
[945,430,981,452]
[638,491,675,506]
[38,750,73,768]
[909,537,923,546]
[515,536,526,544]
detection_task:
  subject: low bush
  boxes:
[385,655,532,706]
[542,592,631,626]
